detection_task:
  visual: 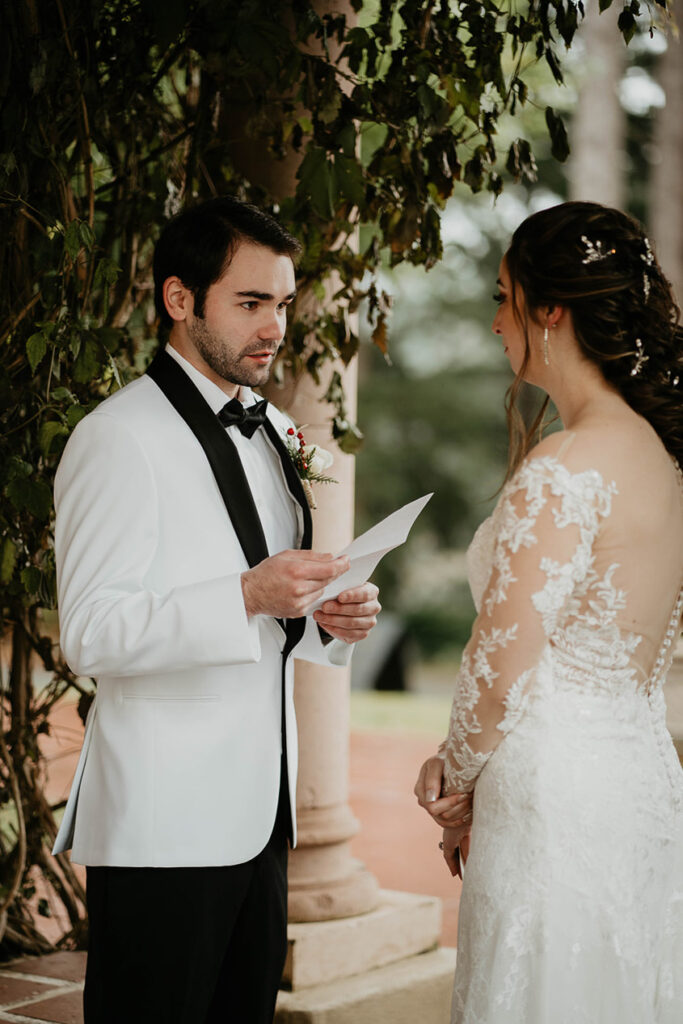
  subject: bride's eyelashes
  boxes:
[492,291,506,304]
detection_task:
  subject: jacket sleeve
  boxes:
[55,412,261,678]
[440,453,616,794]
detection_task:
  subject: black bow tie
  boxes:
[217,398,269,438]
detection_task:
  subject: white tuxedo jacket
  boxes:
[52,350,351,867]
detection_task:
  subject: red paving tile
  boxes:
[4,955,86,984]
[8,990,83,1023]
[0,974,61,1007]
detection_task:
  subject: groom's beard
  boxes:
[188,316,279,388]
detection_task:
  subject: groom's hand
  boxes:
[312,582,381,644]
[241,550,349,620]
[414,756,473,828]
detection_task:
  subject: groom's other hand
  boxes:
[312,583,381,644]
[241,550,350,620]
[414,756,473,828]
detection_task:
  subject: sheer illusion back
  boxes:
[442,426,683,1024]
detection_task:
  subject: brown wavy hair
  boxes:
[503,201,683,478]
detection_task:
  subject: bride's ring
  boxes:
[438,841,444,850]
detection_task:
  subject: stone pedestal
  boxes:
[283,890,442,990]
[277,891,455,1024]
[277,948,456,1024]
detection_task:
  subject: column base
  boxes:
[288,856,379,923]
[283,889,442,989]
[288,805,380,922]
[276,947,457,1024]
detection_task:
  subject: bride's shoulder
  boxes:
[522,421,676,501]
[519,429,609,480]
[513,429,619,503]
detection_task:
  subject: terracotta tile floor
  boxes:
[0,701,459,1023]
[0,953,86,1023]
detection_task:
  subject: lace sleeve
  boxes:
[440,454,617,794]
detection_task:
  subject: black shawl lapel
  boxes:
[146,349,269,570]
[262,418,313,552]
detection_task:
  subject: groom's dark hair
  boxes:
[153,195,302,330]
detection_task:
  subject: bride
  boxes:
[414,201,683,1023]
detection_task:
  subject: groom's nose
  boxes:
[257,306,286,342]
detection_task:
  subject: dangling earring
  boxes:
[543,324,550,366]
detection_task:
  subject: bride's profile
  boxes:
[414,201,683,1023]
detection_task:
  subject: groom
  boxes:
[52,196,380,1023]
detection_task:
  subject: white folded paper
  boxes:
[306,493,433,613]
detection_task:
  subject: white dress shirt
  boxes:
[166,345,299,558]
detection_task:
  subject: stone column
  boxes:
[568,0,626,206]
[650,6,683,299]
[266,359,380,922]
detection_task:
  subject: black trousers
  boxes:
[84,791,289,1024]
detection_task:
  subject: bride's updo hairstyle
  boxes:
[504,200,683,477]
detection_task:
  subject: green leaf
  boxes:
[545,107,570,162]
[598,0,614,10]
[64,220,82,261]
[66,404,86,428]
[73,336,103,384]
[617,9,637,43]
[39,420,69,457]
[21,566,42,595]
[297,147,337,218]
[97,326,122,352]
[6,476,53,519]
[335,156,365,206]
[463,153,484,192]
[26,332,48,373]
[336,123,356,158]
[51,386,73,401]
[0,538,18,584]
[94,258,121,287]
[332,417,364,454]
[79,221,95,251]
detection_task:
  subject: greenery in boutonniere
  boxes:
[285,427,336,509]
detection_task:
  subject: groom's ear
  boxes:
[163,276,193,323]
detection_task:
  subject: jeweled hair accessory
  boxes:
[580,235,617,264]
[640,238,654,302]
[630,338,649,377]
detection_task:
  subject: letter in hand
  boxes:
[312,582,381,644]
[241,550,350,620]
[414,755,473,829]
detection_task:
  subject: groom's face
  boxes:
[186,241,297,389]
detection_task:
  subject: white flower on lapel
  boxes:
[303,444,334,477]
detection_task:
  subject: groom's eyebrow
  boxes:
[235,289,297,301]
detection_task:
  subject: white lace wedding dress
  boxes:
[440,429,683,1024]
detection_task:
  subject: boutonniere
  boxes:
[285,426,336,509]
